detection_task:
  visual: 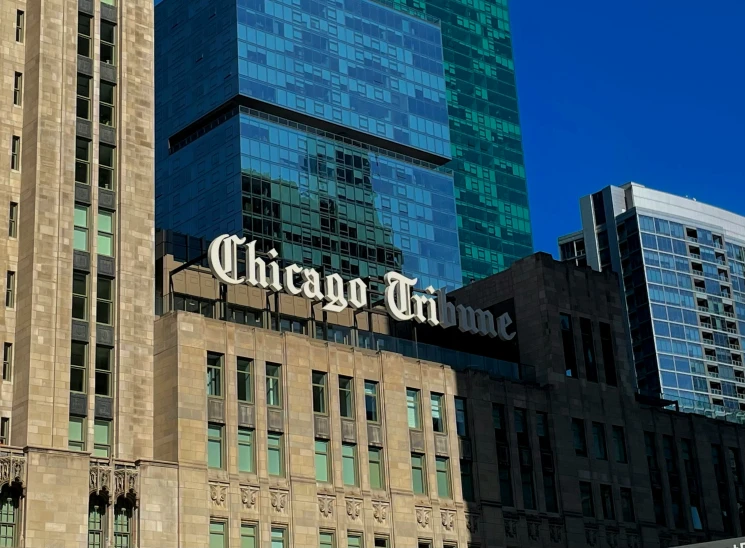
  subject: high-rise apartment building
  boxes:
[559,183,745,420]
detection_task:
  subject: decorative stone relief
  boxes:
[0,455,25,489]
[346,498,362,521]
[240,486,259,511]
[440,509,455,531]
[209,483,228,509]
[465,513,479,533]
[113,468,138,504]
[585,527,597,547]
[415,507,431,529]
[89,464,112,502]
[549,523,562,543]
[607,531,618,548]
[318,495,334,519]
[504,518,517,539]
[372,500,389,525]
[270,489,288,513]
[626,534,639,548]
[527,520,540,541]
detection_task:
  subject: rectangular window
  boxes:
[580,481,594,517]
[97,277,113,325]
[521,470,535,510]
[72,271,88,320]
[411,453,426,494]
[342,443,358,486]
[207,423,223,469]
[266,363,282,407]
[572,419,587,457]
[78,14,92,56]
[99,144,116,190]
[75,138,91,184]
[460,459,474,501]
[600,484,615,520]
[319,531,334,548]
[206,352,223,397]
[592,422,607,460]
[94,346,112,397]
[97,210,114,257]
[2,343,12,381]
[100,22,116,65]
[13,72,22,106]
[454,397,467,437]
[514,408,529,447]
[237,357,253,402]
[93,420,111,457]
[10,136,20,171]
[271,527,286,548]
[5,272,14,309]
[100,82,116,127]
[536,412,550,450]
[74,204,89,250]
[599,322,618,386]
[339,375,354,418]
[620,487,635,522]
[8,202,17,238]
[268,433,284,476]
[312,371,328,414]
[373,538,389,548]
[369,447,384,490]
[0,418,8,445]
[612,426,627,463]
[580,318,598,382]
[209,521,226,548]
[70,341,87,393]
[544,473,558,512]
[241,524,257,548]
[238,427,254,473]
[315,440,330,482]
[561,314,578,377]
[76,74,91,119]
[347,534,362,548]
[436,457,451,498]
[430,393,445,433]
[69,416,85,451]
[15,10,24,43]
[364,381,379,422]
[406,388,421,429]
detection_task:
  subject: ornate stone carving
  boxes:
[372,500,388,525]
[416,507,431,529]
[113,468,138,504]
[0,455,25,489]
[270,490,288,513]
[89,464,112,503]
[346,498,362,521]
[504,518,517,538]
[209,483,228,509]
[585,527,597,547]
[549,523,562,543]
[318,495,334,519]
[607,531,618,548]
[440,509,455,531]
[465,513,479,533]
[626,534,639,548]
[240,486,259,511]
[528,520,540,541]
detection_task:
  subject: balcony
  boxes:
[687,236,699,243]
[717,258,727,266]
[705,355,717,362]
[712,388,723,395]
[690,253,701,260]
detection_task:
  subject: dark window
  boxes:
[514,408,529,447]
[521,470,535,510]
[544,473,558,512]
[653,489,666,526]
[454,397,468,437]
[600,484,615,520]
[580,481,594,517]
[339,376,354,418]
[580,318,598,382]
[599,322,618,386]
[592,422,607,460]
[237,357,253,403]
[572,419,587,457]
[312,371,327,415]
[592,192,606,225]
[499,468,513,506]
[644,432,658,468]
[560,314,578,377]
[612,426,627,463]
[536,412,551,451]
[460,460,474,501]
[620,488,635,522]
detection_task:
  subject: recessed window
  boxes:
[2,343,12,381]
[206,352,223,397]
[319,531,334,548]
[238,427,254,473]
[266,363,282,408]
[100,82,116,127]
[93,419,111,457]
[95,346,112,397]
[114,498,133,548]
[15,11,24,43]
[580,481,594,517]
[561,313,578,377]
[620,487,635,522]
[241,524,257,548]
[96,277,113,325]
[98,145,116,190]
[592,422,607,460]
[436,457,451,498]
[430,393,445,433]
[74,204,89,250]
[100,22,116,65]
[0,418,9,445]
[10,136,20,171]
[69,416,86,451]
[70,341,88,394]
[600,484,615,520]
[454,397,467,437]
[89,495,106,547]
[268,433,284,477]
[4,272,14,309]
[364,381,378,422]
[339,375,354,418]
[580,317,598,382]
[207,423,223,469]
[347,533,362,548]
[75,138,91,184]
[76,75,91,119]
[209,521,226,548]
[460,459,474,501]
[8,202,17,238]
[368,447,384,490]
[72,271,88,320]
[374,538,389,548]
[237,357,253,403]
[271,527,287,548]
[312,371,328,415]
[411,453,426,494]
[406,388,421,429]
[78,15,92,57]
[572,418,587,457]
[315,440,330,482]
[13,72,22,106]
[97,210,114,257]
[342,443,358,486]
[612,426,627,463]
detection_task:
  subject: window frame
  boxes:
[94,345,112,397]
[411,453,427,495]
[572,418,588,457]
[69,416,86,451]
[238,427,254,473]
[620,487,635,522]
[2,343,12,381]
[72,271,89,320]
[0,418,9,445]
[270,527,287,548]
[75,138,91,184]
[237,357,253,403]
[592,422,608,460]
[88,495,106,548]
[4,272,14,309]
[460,459,474,501]
[206,352,223,398]
[580,481,595,518]
[99,81,116,127]
[70,341,88,394]
[15,10,24,43]
[96,276,114,326]
[209,520,226,548]
[454,397,468,437]
[600,484,615,520]
[207,423,224,469]
[76,74,92,120]
[560,313,578,377]
[315,439,331,483]
[406,388,421,430]
[8,202,18,238]
[13,72,22,106]
[93,419,111,458]
[74,203,90,250]
[339,375,355,418]
[364,380,379,422]
[97,209,115,257]
[268,432,284,477]
[579,317,598,382]
[312,371,328,415]
[100,21,117,65]
[78,14,92,57]
[266,362,282,408]
[113,498,133,548]
[241,523,257,548]
[430,393,445,433]
[342,443,358,486]
[10,136,20,171]
[98,144,116,190]
[368,446,384,490]
[319,531,335,548]
[612,425,627,463]
[435,456,451,498]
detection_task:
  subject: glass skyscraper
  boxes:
[560,183,745,421]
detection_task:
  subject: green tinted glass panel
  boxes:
[238,428,254,472]
[315,440,330,482]
[208,425,222,469]
[411,454,425,494]
[241,524,256,548]
[347,535,361,548]
[268,434,283,476]
[369,448,383,490]
[342,444,357,486]
[271,528,285,548]
[436,457,450,498]
[209,522,225,548]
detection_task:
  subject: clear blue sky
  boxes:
[510,0,745,256]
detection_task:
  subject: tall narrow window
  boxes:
[271,527,286,548]
[207,423,223,469]
[319,532,334,548]
[1,343,10,381]
[238,427,254,473]
[411,453,426,494]
[342,444,358,486]
[580,318,598,382]
[10,137,20,171]
[347,534,362,548]
[560,314,578,377]
[99,145,116,190]
[78,15,92,56]
[15,11,24,43]
[74,204,90,250]
[76,75,92,119]
[206,353,223,397]
[315,440,330,482]
[339,376,354,418]
[599,322,618,386]
[12,73,22,106]
[237,357,253,403]
[70,342,88,394]
[101,22,116,64]
[100,82,116,127]
[73,272,88,320]
[612,426,627,463]
[369,447,384,490]
[454,397,467,437]
[312,371,328,415]
[0,485,18,546]
[241,524,257,548]
[4,272,14,309]
[69,416,86,451]
[460,459,474,501]
[97,277,113,325]
[113,498,133,548]
[209,521,226,548]
[406,388,421,429]
[430,393,445,433]
[600,484,615,520]
[521,470,535,510]
[580,481,594,517]
[268,433,284,477]
[0,418,9,445]
[436,457,451,498]
[93,420,111,457]
[266,363,282,407]
[544,473,558,512]
[88,495,106,548]
[514,408,529,447]
[572,419,587,457]
[75,138,91,184]
[364,381,379,422]
[592,422,607,460]
[98,210,114,257]
[620,487,635,522]
[8,203,17,238]
[536,412,551,450]
[95,346,112,397]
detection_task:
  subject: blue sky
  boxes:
[510,0,745,256]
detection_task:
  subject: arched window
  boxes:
[88,495,106,548]
[0,484,19,547]
[114,497,133,548]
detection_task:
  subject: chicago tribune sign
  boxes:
[208,234,516,340]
